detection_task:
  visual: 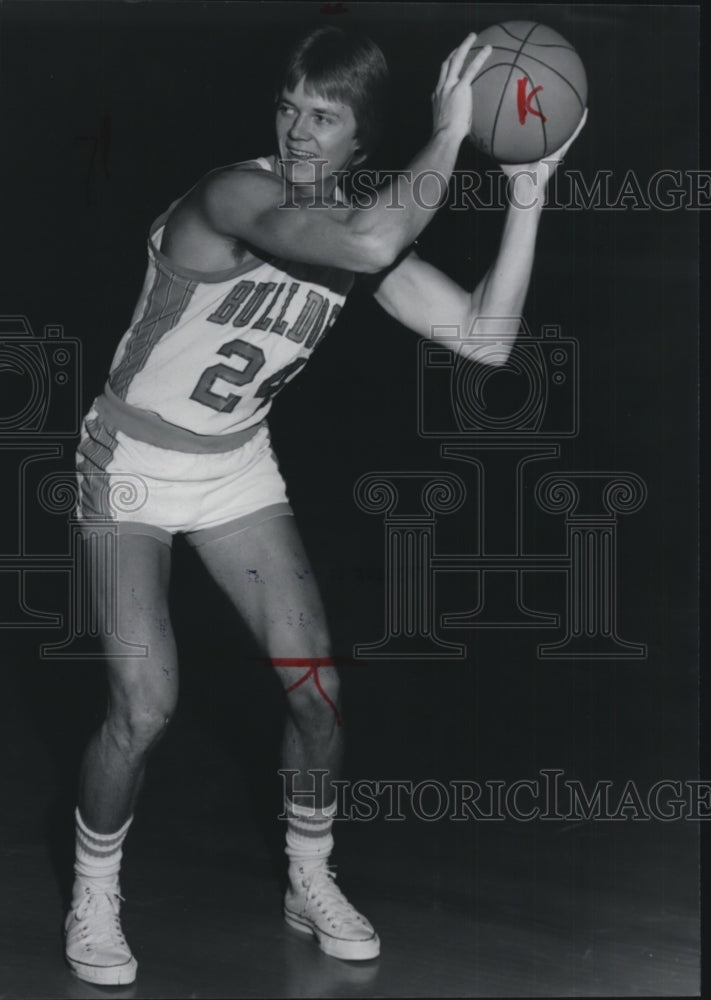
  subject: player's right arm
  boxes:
[196,34,492,274]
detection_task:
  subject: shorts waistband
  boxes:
[94,384,265,454]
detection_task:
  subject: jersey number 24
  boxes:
[190,337,307,413]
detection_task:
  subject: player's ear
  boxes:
[350,146,368,167]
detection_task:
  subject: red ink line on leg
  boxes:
[273,658,342,727]
[283,665,316,694]
[313,669,342,727]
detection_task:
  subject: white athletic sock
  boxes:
[285,798,336,875]
[73,808,133,882]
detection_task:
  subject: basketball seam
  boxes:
[498,23,575,50]
[469,61,530,81]
[528,21,585,113]
[474,45,586,109]
[524,24,548,157]
[498,23,531,43]
[521,52,586,109]
[490,22,541,163]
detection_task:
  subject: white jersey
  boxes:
[104,157,354,443]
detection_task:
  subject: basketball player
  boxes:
[64,26,586,984]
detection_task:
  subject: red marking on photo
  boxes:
[271,656,343,727]
[517,78,547,124]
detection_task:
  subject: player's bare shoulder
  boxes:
[195,159,285,237]
[160,159,281,271]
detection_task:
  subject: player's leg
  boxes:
[191,512,379,960]
[66,530,178,986]
[192,513,341,802]
[77,531,177,830]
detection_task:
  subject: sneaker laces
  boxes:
[73,884,128,950]
[300,865,368,931]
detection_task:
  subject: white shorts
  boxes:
[75,405,292,548]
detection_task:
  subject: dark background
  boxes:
[0,2,701,995]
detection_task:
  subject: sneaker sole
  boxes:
[66,954,138,985]
[284,908,380,961]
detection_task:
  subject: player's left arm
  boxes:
[374,111,588,366]
[373,185,539,368]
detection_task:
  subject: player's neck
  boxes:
[272,155,344,205]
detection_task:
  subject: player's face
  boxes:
[276,77,361,194]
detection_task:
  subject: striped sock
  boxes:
[74,808,133,881]
[285,798,336,874]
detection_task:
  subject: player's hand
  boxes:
[501,108,588,205]
[431,34,493,142]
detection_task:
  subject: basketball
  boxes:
[466,22,587,164]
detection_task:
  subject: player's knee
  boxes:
[287,666,341,730]
[108,699,175,755]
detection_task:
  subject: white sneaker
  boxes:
[64,876,138,985]
[284,863,380,961]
